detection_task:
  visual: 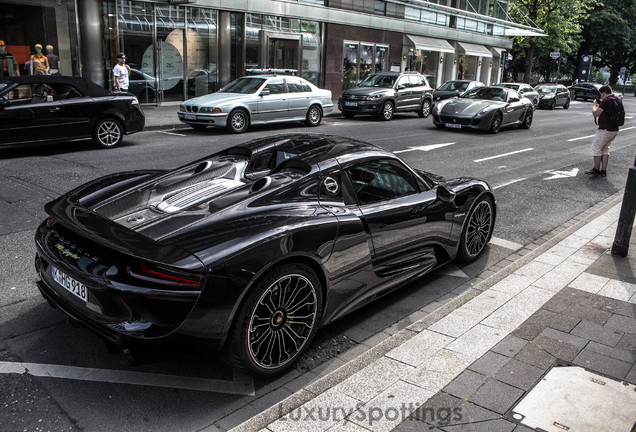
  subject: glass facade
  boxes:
[342,41,389,90]
[406,49,440,87]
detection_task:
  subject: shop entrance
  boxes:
[267,38,299,70]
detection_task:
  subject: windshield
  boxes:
[219,77,267,94]
[498,83,519,90]
[358,75,397,88]
[535,86,555,93]
[438,81,469,91]
[461,87,507,101]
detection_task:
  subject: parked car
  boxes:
[178,74,333,133]
[569,82,603,101]
[495,82,539,107]
[535,83,571,109]
[34,133,496,376]
[338,72,433,120]
[432,86,533,133]
[0,75,144,149]
[432,80,485,104]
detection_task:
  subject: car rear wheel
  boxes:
[563,99,570,109]
[93,118,123,149]
[489,112,502,134]
[418,99,432,118]
[379,101,394,121]
[305,105,322,126]
[228,263,322,376]
[227,109,249,133]
[458,196,494,262]
[519,108,533,129]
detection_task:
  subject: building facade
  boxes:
[0,0,543,103]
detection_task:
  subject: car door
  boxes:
[255,77,288,122]
[556,85,568,105]
[343,158,452,277]
[408,75,425,108]
[394,76,412,111]
[503,90,526,124]
[57,83,96,139]
[285,77,311,120]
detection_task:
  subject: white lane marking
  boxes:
[0,362,255,396]
[489,236,524,251]
[568,126,635,142]
[474,148,533,163]
[157,131,187,137]
[493,178,527,189]
[435,264,469,278]
[394,142,457,154]
[620,126,635,131]
[369,133,432,142]
[544,168,579,180]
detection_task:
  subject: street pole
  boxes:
[611,153,636,256]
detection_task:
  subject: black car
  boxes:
[569,82,603,101]
[432,86,533,133]
[0,76,145,149]
[433,80,485,104]
[34,133,496,376]
[535,83,571,109]
[338,72,433,120]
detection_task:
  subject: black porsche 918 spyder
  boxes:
[34,133,496,376]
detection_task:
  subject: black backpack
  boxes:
[607,96,625,127]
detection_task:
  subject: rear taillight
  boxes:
[127,261,204,289]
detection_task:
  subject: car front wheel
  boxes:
[93,118,123,148]
[228,263,322,376]
[458,196,494,262]
[305,105,322,126]
[519,108,533,129]
[563,99,570,109]
[227,109,249,133]
[489,112,502,133]
[418,99,432,118]
[379,101,394,121]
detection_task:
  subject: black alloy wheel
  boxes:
[380,101,394,121]
[418,99,432,118]
[227,109,249,133]
[489,112,502,133]
[519,108,533,129]
[229,263,322,376]
[93,118,123,149]
[458,196,494,262]
[549,99,556,110]
[563,99,570,109]
[305,105,322,126]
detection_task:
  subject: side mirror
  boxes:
[437,185,456,204]
[397,85,406,90]
[260,90,270,96]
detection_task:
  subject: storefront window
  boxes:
[376,45,388,72]
[421,50,438,87]
[343,42,390,90]
[457,55,478,80]
[359,43,374,82]
[186,8,218,98]
[343,42,358,90]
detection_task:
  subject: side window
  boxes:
[286,77,304,93]
[396,76,409,89]
[263,77,286,94]
[345,159,419,205]
[408,75,421,88]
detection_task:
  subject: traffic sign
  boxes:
[550,52,560,59]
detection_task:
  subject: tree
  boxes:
[509,0,597,82]
[577,0,636,85]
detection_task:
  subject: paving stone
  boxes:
[386,330,454,367]
[573,348,632,381]
[467,379,525,415]
[571,320,624,347]
[403,349,473,392]
[604,314,636,335]
[615,332,636,352]
[598,280,636,302]
[538,328,589,349]
[535,309,582,333]
[491,335,528,358]
[592,296,636,318]
[512,261,554,281]
[489,274,535,296]
[512,424,537,432]
[428,308,489,338]
[441,418,517,432]
[411,392,500,426]
[559,302,612,325]
[492,359,545,391]
[468,351,510,376]
[540,294,572,314]
[442,370,487,400]
[446,324,506,362]
[626,365,636,385]
[481,287,554,332]
[513,342,557,369]
[390,417,438,432]
[531,335,584,362]
[511,318,545,341]
[585,341,635,364]
[568,272,609,294]
[533,261,588,292]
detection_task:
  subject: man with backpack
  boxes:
[585,84,624,177]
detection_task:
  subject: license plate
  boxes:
[445,123,462,129]
[344,102,357,107]
[51,266,88,303]
[184,114,196,120]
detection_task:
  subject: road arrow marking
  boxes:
[544,168,579,180]
[394,142,456,154]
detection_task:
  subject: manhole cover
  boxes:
[508,365,636,432]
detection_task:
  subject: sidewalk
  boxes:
[228,190,636,432]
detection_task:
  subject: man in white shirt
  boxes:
[113,52,130,92]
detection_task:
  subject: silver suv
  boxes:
[338,72,433,120]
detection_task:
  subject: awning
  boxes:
[489,46,505,57]
[456,42,492,58]
[406,35,455,54]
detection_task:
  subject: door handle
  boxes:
[48,107,60,112]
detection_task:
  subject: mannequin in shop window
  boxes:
[46,44,60,75]
[0,40,20,77]
[30,44,50,75]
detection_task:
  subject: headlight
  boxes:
[131,97,139,106]
[199,107,222,113]
[478,106,494,115]
[367,94,381,100]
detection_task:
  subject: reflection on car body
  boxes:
[432,80,485,104]
[495,82,539,108]
[34,133,496,376]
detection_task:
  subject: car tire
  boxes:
[93,118,123,149]
[227,109,249,133]
[457,196,494,263]
[190,124,208,131]
[379,100,394,121]
[563,99,570,109]
[227,263,323,377]
[489,112,502,134]
[342,112,355,119]
[418,99,432,118]
[305,105,322,127]
[519,108,533,129]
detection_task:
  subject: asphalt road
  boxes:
[1,96,635,431]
